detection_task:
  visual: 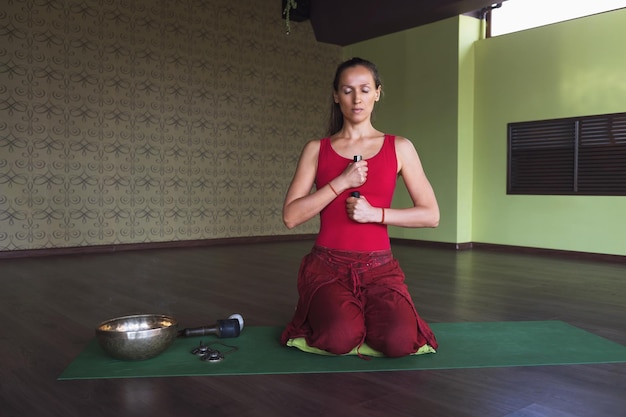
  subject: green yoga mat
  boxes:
[58,321,626,380]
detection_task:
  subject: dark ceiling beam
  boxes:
[308,0,502,45]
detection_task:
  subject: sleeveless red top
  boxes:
[315,134,397,251]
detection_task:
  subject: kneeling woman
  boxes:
[281,57,439,357]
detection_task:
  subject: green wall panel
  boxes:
[344,18,463,244]
[473,9,626,255]
[342,9,626,256]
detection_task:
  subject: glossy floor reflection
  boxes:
[0,240,624,417]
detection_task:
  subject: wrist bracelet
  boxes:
[380,208,385,224]
[328,182,339,196]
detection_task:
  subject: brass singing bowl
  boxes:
[95,314,178,361]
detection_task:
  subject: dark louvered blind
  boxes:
[508,112,626,195]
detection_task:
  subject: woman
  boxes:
[281,57,439,357]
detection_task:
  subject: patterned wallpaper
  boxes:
[0,0,341,251]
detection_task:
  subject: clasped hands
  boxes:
[337,160,380,223]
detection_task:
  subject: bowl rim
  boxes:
[96,313,178,334]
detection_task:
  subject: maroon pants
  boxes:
[281,246,438,357]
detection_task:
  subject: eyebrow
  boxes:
[340,83,372,89]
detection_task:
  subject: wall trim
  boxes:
[390,238,473,251]
[1,236,623,263]
[0,235,318,260]
[391,238,626,263]
[470,242,626,263]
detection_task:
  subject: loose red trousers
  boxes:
[281,246,438,357]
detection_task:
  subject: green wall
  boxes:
[345,9,626,256]
[344,17,466,244]
[473,9,626,256]
[456,17,482,244]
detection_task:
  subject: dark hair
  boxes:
[327,57,383,136]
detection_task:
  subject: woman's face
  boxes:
[333,65,381,125]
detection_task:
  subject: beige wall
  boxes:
[0,0,341,251]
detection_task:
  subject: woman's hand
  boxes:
[335,160,368,190]
[346,194,381,223]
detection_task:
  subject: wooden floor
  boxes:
[0,240,624,417]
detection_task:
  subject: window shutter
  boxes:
[578,113,626,194]
[507,112,626,196]
[508,119,576,194]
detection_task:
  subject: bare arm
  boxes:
[346,136,439,228]
[388,136,439,227]
[283,140,367,229]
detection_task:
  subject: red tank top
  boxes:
[315,134,397,251]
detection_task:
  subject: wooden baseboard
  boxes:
[391,238,625,263]
[1,235,623,263]
[0,234,318,260]
[470,242,626,263]
[390,238,473,251]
